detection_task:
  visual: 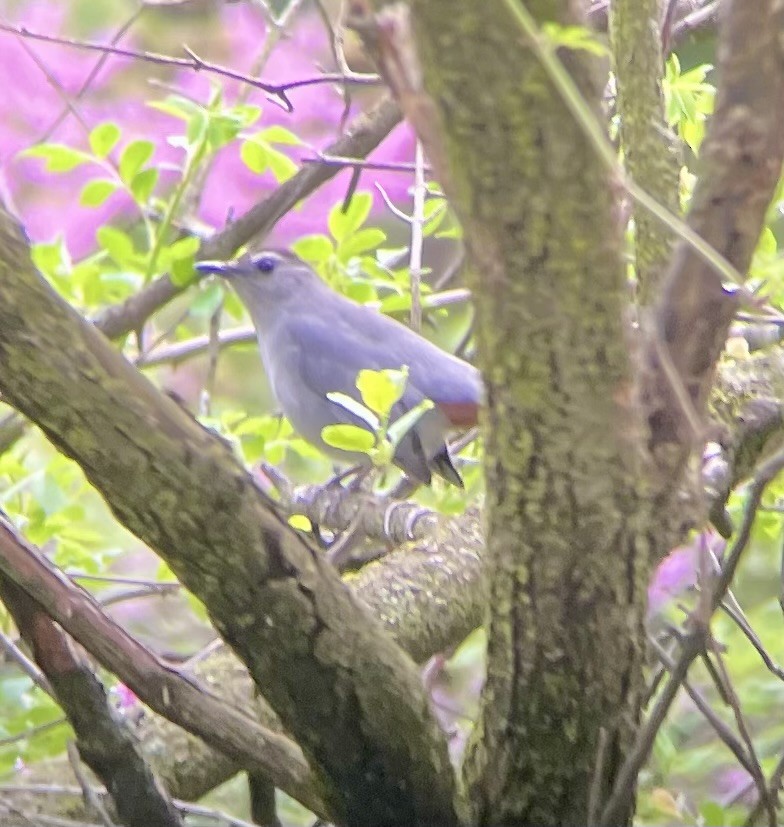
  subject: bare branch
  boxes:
[0,22,380,114]
[645,0,784,463]
[600,442,784,825]
[0,578,184,827]
[0,514,324,819]
[0,207,460,827]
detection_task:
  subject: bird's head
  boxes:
[195,250,321,313]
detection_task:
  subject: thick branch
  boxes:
[406,1,650,824]
[610,0,679,301]
[0,515,322,814]
[645,0,784,465]
[0,208,459,827]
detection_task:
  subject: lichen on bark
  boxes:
[408,2,654,823]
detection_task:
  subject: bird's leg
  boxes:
[323,463,371,490]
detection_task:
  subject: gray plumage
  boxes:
[196,250,482,485]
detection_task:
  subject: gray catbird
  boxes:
[195,250,482,486]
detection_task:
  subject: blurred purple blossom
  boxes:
[648,529,726,618]
[3,1,416,263]
[714,766,755,807]
[111,681,138,710]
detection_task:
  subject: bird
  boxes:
[195,250,482,486]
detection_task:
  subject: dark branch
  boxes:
[645,0,784,466]
[0,577,185,827]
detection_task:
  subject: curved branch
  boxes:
[0,207,459,827]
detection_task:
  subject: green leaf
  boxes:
[356,367,408,417]
[326,392,380,431]
[229,103,262,126]
[266,147,297,183]
[321,424,375,454]
[436,225,462,240]
[240,138,269,174]
[118,140,154,185]
[148,96,199,122]
[328,192,373,242]
[171,258,196,286]
[291,234,334,263]
[344,281,376,304]
[541,22,608,56]
[167,235,201,260]
[88,122,121,158]
[223,289,246,320]
[186,110,209,146]
[288,514,311,531]
[130,168,158,204]
[338,227,386,259]
[206,114,243,150]
[259,125,302,145]
[699,802,726,827]
[387,399,434,449]
[31,238,69,278]
[20,143,93,173]
[79,179,118,208]
[96,226,135,266]
[162,236,200,286]
[422,199,448,237]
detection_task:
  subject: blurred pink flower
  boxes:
[111,682,138,710]
[648,530,726,618]
[4,1,417,264]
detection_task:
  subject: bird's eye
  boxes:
[255,255,277,273]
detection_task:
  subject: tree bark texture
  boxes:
[408,2,652,824]
[0,208,460,827]
[610,0,680,302]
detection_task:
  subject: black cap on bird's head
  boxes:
[195,249,303,279]
[195,250,324,317]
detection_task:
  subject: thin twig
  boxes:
[501,0,747,289]
[0,628,54,697]
[587,727,609,825]
[0,22,380,114]
[409,141,426,332]
[710,644,777,826]
[303,154,431,173]
[66,741,115,827]
[40,5,146,141]
[16,38,91,137]
[600,444,784,825]
[375,181,413,223]
[649,636,757,778]
[0,784,259,827]
[313,0,353,132]
[720,599,784,682]
[747,750,784,826]
[0,717,67,747]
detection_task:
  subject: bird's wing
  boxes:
[276,314,431,412]
[270,316,437,483]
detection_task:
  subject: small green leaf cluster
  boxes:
[19,82,286,308]
[663,56,715,156]
[292,187,460,312]
[322,366,434,472]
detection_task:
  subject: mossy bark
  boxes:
[409,2,655,824]
[610,0,680,303]
[0,209,460,827]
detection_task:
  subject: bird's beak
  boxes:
[194,260,240,278]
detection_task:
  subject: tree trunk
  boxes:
[409,2,653,823]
